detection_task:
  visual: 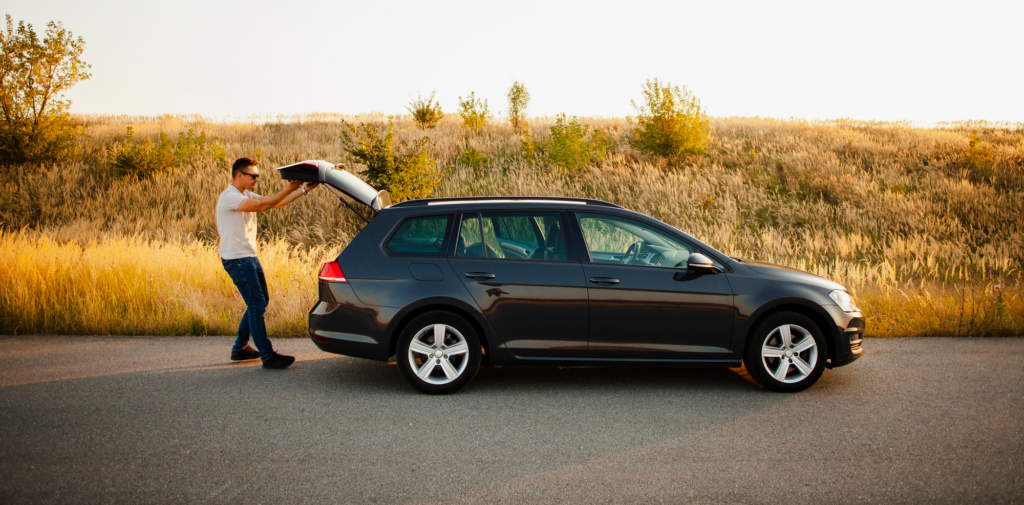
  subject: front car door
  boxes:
[571,211,735,361]
[448,210,589,357]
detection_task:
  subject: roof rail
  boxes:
[390,196,623,208]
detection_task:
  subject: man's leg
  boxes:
[233,305,252,352]
[223,258,253,352]
[222,257,274,361]
[248,257,274,360]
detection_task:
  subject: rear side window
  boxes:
[455,211,566,261]
[386,215,451,255]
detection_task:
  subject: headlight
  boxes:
[829,290,859,313]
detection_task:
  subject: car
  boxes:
[279,160,865,394]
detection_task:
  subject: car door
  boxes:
[447,210,589,357]
[571,211,734,360]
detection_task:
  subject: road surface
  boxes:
[1,336,1021,503]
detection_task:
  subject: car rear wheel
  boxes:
[743,311,827,392]
[397,311,481,394]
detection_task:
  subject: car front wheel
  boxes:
[397,311,481,394]
[743,311,827,392]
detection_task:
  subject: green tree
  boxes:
[506,81,530,133]
[0,15,91,165]
[630,78,709,159]
[341,118,439,202]
[406,90,444,129]
[457,92,490,131]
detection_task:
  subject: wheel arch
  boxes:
[385,297,495,364]
[743,300,838,365]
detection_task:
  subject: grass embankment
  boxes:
[0,115,1022,337]
[0,230,336,336]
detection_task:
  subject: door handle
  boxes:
[588,277,620,285]
[464,272,496,280]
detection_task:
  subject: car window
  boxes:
[386,215,451,255]
[455,214,487,258]
[576,213,695,268]
[481,212,566,261]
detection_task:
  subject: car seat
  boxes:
[543,224,567,261]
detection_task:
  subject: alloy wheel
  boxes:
[407,324,470,385]
[760,324,818,384]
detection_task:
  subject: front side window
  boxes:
[386,215,451,255]
[576,212,695,268]
[455,211,567,261]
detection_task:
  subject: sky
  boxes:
[6,0,1024,122]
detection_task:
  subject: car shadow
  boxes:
[309,358,766,397]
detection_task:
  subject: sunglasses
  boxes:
[240,172,260,180]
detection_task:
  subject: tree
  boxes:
[630,79,709,160]
[340,118,439,202]
[457,92,489,131]
[0,15,91,165]
[506,81,530,133]
[406,90,444,129]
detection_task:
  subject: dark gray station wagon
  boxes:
[279,161,865,394]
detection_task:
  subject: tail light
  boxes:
[318,261,347,283]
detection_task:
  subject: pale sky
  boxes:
[7,0,1024,122]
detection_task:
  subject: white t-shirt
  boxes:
[216,185,261,259]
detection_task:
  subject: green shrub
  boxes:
[458,147,489,169]
[630,78,709,159]
[106,126,225,178]
[0,16,91,166]
[406,91,444,129]
[341,118,439,202]
[541,114,613,172]
[965,130,994,169]
[520,126,538,158]
[506,81,530,133]
[457,92,490,131]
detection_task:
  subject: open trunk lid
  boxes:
[276,160,392,213]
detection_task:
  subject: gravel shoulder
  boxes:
[1,336,1022,504]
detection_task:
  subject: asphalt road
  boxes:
[0,336,1021,504]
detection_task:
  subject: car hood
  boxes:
[276,160,392,212]
[741,259,845,291]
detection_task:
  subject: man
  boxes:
[217,157,318,369]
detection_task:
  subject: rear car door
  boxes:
[447,210,589,357]
[571,211,734,360]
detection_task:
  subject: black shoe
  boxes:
[262,353,295,369]
[231,345,261,361]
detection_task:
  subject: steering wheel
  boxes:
[620,241,643,264]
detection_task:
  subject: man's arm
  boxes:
[272,182,319,209]
[237,181,303,212]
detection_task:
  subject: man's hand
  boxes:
[304,182,319,192]
[287,180,303,192]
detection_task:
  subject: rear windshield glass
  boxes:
[386,215,451,255]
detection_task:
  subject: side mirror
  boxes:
[687,253,720,273]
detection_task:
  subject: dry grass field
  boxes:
[1,114,1021,337]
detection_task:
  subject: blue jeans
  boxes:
[221,256,275,361]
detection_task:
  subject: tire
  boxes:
[743,311,827,392]
[396,311,481,394]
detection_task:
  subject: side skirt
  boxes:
[492,356,743,368]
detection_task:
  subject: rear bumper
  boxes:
[307,281,393,362]
[309,325,386,361]
[823,305,865,368]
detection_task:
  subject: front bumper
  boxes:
[823,305,865,368]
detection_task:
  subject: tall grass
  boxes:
[0,229,338,336]
[0,114,1021,337]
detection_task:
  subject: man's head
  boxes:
[231,157,259,190]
